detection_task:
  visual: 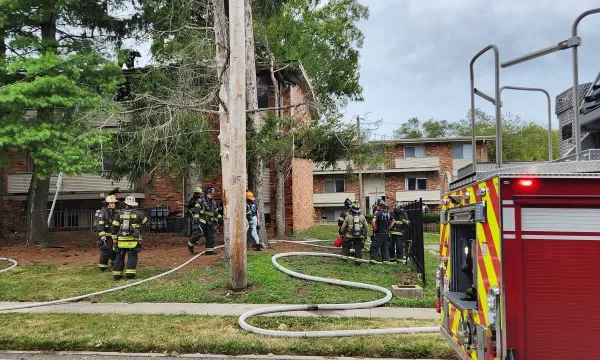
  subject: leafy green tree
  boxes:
[394,117,423,139]
[454,109,559,162]
[254,0,369,114]
[0,0,133,245]
[393,117,457,139]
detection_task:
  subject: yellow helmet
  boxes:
[246,191,255,201]
[105,195,118,203]
[194,187,203,193]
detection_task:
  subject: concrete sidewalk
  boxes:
[0,302,438,319]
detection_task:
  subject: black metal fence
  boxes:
[403,199,426,286]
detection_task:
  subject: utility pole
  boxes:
[227,0,247,290]
[356,116,364,212]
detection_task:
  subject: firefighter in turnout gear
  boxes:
[95,195,118,272]
[340,201,368,266]
[389,201,410,263]
[187,187,223,255]
[111,196,147,280]
[371,199,392,264]
[187,187,203,210]
[337,198,355,255]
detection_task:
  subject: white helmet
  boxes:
[124,195,138,207]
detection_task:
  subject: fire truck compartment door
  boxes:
[519,207,600,360]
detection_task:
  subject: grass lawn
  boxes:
[0,313,456,359]
[0,248,439,308]
[295,224,440,245]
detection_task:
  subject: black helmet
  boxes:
[350,201,361,214]
[205,187,215,195]
[343,198,352,209]
[376,198,386,207]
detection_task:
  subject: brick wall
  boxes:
[291,159,314,231]
[384,173,405,207]
[1,200,26,232]
[142,173,184,215]
[1,150,29,231]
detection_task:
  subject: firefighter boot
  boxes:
[253,243,262,251]
[187,241,195,254]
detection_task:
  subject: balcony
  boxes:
[313,157,440,174]
[6,173,135,199]
[313,192,356,207]
[395,190,440,204]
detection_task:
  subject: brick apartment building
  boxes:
[312,136,492,222]
[1,67,316,234]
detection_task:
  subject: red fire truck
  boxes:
[437,163,600,360]
[436,8,600,359]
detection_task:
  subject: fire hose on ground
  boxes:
[0,240,439,338]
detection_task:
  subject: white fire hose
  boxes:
[0,240,439,339]
[239,241,439,337]
[0,258,18,274]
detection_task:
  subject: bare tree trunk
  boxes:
[25,1,56,247]
[213,0,231,263]
[26,166,51,246]
[267,48,285,238]
[274,156,285,238]
[244,0,269,247]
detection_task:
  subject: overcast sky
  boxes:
[343,0,600,140]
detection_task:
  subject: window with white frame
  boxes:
[324,179,345,193]
[404,145,425,157]
[406,177,427,190]
[452,143,473,159]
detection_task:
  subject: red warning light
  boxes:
[518,179,533,187]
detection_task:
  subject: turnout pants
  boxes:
[370,232,390,263]
[113,243,142,279]
[341,236,363,264]
[188,221,217,254]
[389,234,406,261]
[98,237,116,271]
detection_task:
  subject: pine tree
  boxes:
[0,0,134,245]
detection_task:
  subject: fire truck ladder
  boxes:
[501,8,600,162]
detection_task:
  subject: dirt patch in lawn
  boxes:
[0,233,323,269]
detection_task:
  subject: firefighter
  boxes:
[187,187,223,255]
[370,199,392,264]
[110,195,147,280]
[186,187,203,235]
[340,201,368,266]
[187,187,203,210]
[102,187,121,209]
[337,198,355,255]
[95,195,118,272]
[389,201,410,263]
[246,191,261,251]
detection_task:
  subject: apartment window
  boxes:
[324,179,345,193]
[103,156,115,172]
[452,143,473,159]
[257,74,270,109]
[562,124,573,140]
[406,177,427,190]
[404,145,425,157]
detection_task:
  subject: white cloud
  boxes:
[346,0,600,139]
